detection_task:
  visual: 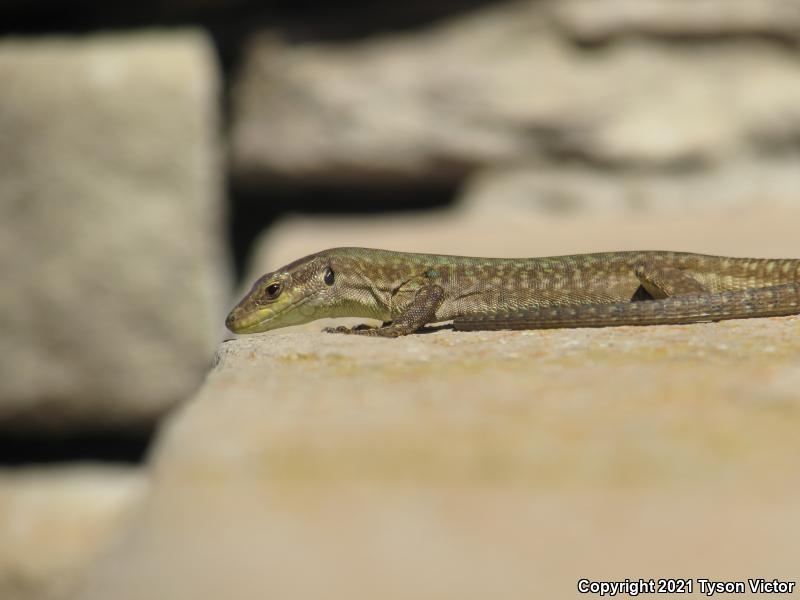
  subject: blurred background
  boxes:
[2,0,800,598]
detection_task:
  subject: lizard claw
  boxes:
[322,324,379,334]
[322,325,354,334]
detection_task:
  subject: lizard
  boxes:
[225,247,800,337]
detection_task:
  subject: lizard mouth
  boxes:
[227,295,314,334]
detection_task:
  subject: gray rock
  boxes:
[460,157,800,215]
[230,1,800,185]
[0,466,147,600]
[0,32,229,431]
[550,0,800,43]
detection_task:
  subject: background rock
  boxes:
[549,0,800,43]
[0,32,228,432]
[230,1,800,187]
[0,466,147,600]
[459,157,800,215]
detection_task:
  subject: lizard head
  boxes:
[225,252,339,334]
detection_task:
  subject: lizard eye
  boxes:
[323,267,335,286]
[265,282,282,299]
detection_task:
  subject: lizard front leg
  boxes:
[325,284,444,337]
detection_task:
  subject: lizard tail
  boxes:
[453,283,800,331]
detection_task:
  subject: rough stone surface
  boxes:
[0,32,228,431]
[231,1,800,185]
[77,210,800,599]
[0,467,148,600]
[550,0,800,43]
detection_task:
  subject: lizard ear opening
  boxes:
[324,267,335,286]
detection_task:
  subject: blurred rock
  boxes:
[0,466,148,600]
[247,207,800,276]
[549,0,800,43]
[0,32,228,432]
[231,1,800,187]
[460,157,800,215]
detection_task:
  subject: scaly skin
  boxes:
[225,247,800,337]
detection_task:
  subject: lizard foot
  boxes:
[322,324,378,334]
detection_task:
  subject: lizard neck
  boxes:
[326,251,424,322]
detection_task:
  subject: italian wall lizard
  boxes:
[225,248,800,337]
